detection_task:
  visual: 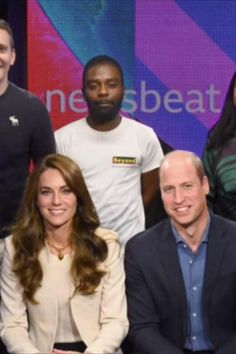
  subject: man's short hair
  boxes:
[0,19,15,49]
[82,55,124,88]
[187,152,206,181]
[160,150,206,182]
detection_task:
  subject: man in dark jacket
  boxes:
[125,150,236,354]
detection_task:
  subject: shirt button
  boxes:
[183,244,187,248]
[192,336,197,341]
[193,286,197,291]
[192,313,197,317]
[189,259,193,264]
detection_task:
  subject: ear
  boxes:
[82,86,86,96]
[82,87,88,102]
[202,175,210,195]
[10,49,16,66]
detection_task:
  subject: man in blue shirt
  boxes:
[125,150,236,354]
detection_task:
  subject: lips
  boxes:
[49,209,65,215]
[96,100,113,107]
[175,206,190,214]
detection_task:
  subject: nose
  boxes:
[173,188,184,203]
[51,192,61,205]
[98,83,108,96]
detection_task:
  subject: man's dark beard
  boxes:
[87,99,122,125]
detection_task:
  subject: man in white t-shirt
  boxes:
[55,55,163,245]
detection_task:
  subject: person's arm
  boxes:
[125,240,184,354]
[141,167,160,210]
[202,147,216,210]
[55,128,67,154]
[139,127,163,211]
[0,237,40,354]
[85,236,128,354]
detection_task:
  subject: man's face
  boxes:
[0,29,15,87]
[83,63,124,124]
[160,154,209,231]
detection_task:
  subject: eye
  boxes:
[87,82,98,90]
[107,81,118,88]
[61,187,72,195]
[39,189,51,196]
[183,183,192,190]
[162,186,173,194]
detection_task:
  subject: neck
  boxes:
[0,79,9,95]
[174,211,209,253]
[45,225,71,246]
[87,115,121,131]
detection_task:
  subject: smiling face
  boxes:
[160,151,209,232]
[37,168,77,233]
[0,29,15,93]
[83,62,124,125]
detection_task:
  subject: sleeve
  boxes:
[29,96,56,164]
[202,146,216,209]
[0,237,40,354]
[125,241,184,354]
[140,127,164,173]
[55,128,68,155]
[86,238,129,354]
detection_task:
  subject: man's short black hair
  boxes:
[82,55,124,88]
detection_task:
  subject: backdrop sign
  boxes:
[27,0,236,155]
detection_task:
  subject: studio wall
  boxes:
[27,0,236,156]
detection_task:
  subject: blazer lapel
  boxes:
[158,221,188,316]
[203,215,227,303]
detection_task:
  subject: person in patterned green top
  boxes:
[202,71,236,220]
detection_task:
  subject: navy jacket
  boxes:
[125,214,236,354]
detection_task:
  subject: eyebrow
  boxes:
[39,184,68,189]
[86,77,120,83]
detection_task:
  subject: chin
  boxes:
[44,219,72,230]
[173,215,193,227]
[94,111,118,123]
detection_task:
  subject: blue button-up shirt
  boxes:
[172,219,214,351]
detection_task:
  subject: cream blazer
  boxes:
[0,228,128,354]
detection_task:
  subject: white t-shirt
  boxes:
[55,117,163,244]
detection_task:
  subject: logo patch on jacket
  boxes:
[9,116,19,126]
[113,156,136,165]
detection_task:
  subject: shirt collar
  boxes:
[171,214,211,245]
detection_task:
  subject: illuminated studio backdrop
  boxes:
[27,0,236,156]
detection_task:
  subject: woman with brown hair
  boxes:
[0,154,128,354]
